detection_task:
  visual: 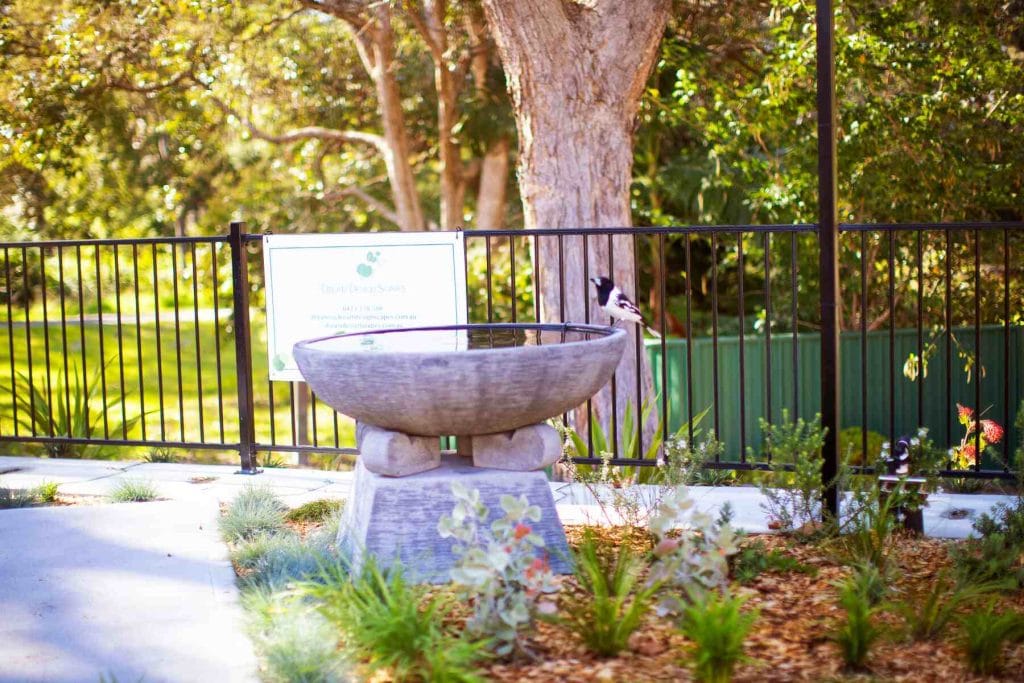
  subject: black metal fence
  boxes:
[0,220,1021,480]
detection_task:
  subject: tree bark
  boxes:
[482,0,671,452]
[475,137,509,228]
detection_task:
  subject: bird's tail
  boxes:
[643,323,662,339]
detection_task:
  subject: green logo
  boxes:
[356,250,382,277]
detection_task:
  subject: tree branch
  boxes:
[322,185,401,225]
[210,96,386,152]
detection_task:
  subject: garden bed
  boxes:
[224,490,1024,683]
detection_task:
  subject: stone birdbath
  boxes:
[293,323,626,580]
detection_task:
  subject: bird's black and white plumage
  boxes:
[589,276,661,337]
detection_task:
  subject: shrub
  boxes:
[836,482,901,573]
[243,589,352,683]
[958,602,1024,676]
[838,426,885,467]
[678,589,757,683]
[34,480,60,503]
[662,434,731,487]
[305,559,488,682]
[750,411,830,532]
[647,487,738,605]
[219,486,287,543]
[730,540,815,585]
[286,499,343,524]
[555,530,660,656]
[108,479,159,503]
[831,568,883,670]
[438,483,560,656]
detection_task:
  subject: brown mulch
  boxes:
[477,527,1024,683]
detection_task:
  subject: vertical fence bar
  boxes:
[151,244,166,440]
[230,222,260,473]
[684,232,695,445]
[22,247,36,434]
[211,243,226,441]
[915,229,924,429]
[5,249,18,435]
[1004,228,1011,470]
[710,232,720,440]
[606,233,618,458]
[113,247,128,437]
[737,233,747,459]
[860,232,868,460]
[509,236,517,324]
[790,234,799,418]
[132,245,147,440]
[973,228,981,470]
[816,0,840,517]
[190,244,205,442]
[888,231,896,445]
[57,247,71,435]
[39,248,54,435]
[94,245,109,438]
[658,234,668,445]
[170,246,185,441]
[944,229,953,448]
[764,232,773,431]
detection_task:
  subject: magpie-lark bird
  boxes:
[589,276,661,337]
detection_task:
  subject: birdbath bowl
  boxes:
[292,323,626,581]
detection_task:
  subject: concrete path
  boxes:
[0,455,1017,682]
[0,498,255,683]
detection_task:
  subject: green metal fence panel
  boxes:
[646,325,1023,466]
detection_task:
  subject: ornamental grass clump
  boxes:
[678,589,757,683]
[554,529,661,657]
[646,486,739,615]
[108,478,159,503]
[958,601,1024,676]
[438,483,560,657]
[305,559,488,682]
[831,567,884,671]
[219,485,288,542]
[243,589,353,683]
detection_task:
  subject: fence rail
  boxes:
[1,221,1021,481]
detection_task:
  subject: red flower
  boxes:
[961,442,977,465]
[980,419,1004,445]
[514,523,531,541]
[957,403,974,422]
[524,556,549,582]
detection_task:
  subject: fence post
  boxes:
[229,221,260,474]
[816,0,840,518]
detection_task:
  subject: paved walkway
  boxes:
[0,455,1015,682]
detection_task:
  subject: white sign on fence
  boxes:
[263,231,467,382]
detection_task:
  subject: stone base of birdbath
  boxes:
[338,453,572,583]
[356,421,562,477]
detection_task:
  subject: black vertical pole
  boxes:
[817,0,840,518]
[230,221,260,474]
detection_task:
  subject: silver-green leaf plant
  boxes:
[437,483,561,657]
[647,486,739,615]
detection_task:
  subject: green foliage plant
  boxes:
[242,589,352,683]
[835,482,901,574]
[34,480,60,503]
[958,602,1024,676]
[306,558,488,682]
[108,479,159,503]
[831,568,884,671]
[219,486,288,543]
[677,589,757,683]
[897,572,1007,642]
[730,540,815,585]
[4,362,144,458]
[238,532,331,591]
[647,487,739,614]
[437,483,561,657]
[286,498,344,524]
[554,530,661,657]
[750,411,829,534]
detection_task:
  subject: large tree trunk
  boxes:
[482,0,671,455]
[475,137,509,228]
